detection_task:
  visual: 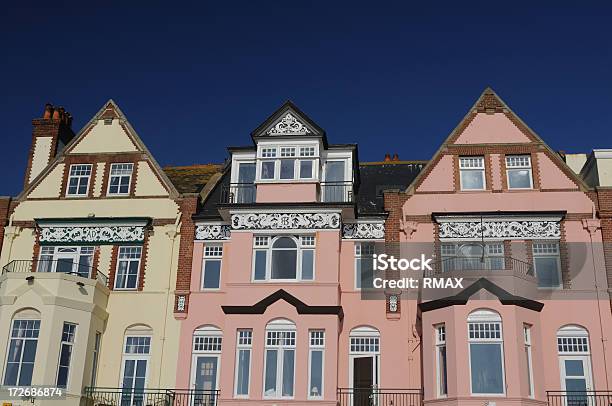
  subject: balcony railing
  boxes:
[337,388,422,406]
[220,183,256,204]
[2,259,108,286]
[321,181,353,203]
[83,387,219,406]
[425,256,533,277]
[547,391,612,406]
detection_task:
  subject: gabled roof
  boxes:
[221,289,344,318]
[408,87,590,193]
[19,99,180,200]
[250,100,327,144]
[418,278,544,312]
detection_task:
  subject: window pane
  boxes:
[282,349,295,397]
[309,350,323,397]
[357,258,373,288]
[439,346,447,395]
[301,250,314,280]
[565,360,584,376]
[236,349,251,395]
[300,160,313,179]
[271,250,297,279]
[261,161,275,179]
[470,343,504,394]
[535,257,561,287]
[203,260,221,289]
[461,170,485,190]
[280,159,295,179]
[264,350,278,395]
[508,169,532,189]
[254,251,267,280]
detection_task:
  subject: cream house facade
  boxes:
[0,102,213,405]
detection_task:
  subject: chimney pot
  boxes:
[392,153,399,161]
[384,153,391,162]
[52,109,60,120]
[43,103,53,119]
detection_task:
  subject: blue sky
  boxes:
[1,1,610,195]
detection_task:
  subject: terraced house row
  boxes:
[0,88,611,406]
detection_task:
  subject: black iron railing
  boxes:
[547,391,612,406]
[220,183,256,204]
[425,256,533,277]
[321,181,353,203]
[83,387,219,406]
[2,259,108,286]
[337,388,422,406]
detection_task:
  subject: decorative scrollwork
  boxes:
[266,112,312,135]
[342,222,385,239]
[176,295,186,312]
[231,212,340,230]
[438,220,560,239]
[40,226,145,244]
[195,225,231,240]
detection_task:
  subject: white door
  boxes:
[120,357,148,406]
[560,356,593,406]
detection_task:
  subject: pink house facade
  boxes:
[171,91,612,406]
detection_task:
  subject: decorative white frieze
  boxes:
[231,212,340,230]
[342,222,385,239]
[40,226,146,244]
[176,295,186,312]
[438,220,560,240]
[266,112,312,135]
[195,224,231,240]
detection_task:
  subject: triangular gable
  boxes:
[251,100,326,140]
[418,278,544,312]
[221,289,343,318]
[19,99,179,200]
[409,87,589,193]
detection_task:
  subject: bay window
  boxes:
[468,309,505,395]
[3,318,41,386]
[440,242,504,271]
[257,144,318,181]
[252,236,315,281]
[264,320,296,399]
[38,246,94,277]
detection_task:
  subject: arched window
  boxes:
[253,236,315,281]
[3,309,41,386]
[557,325,592,393]
[191,326,222,395]
[264,319,296,398]
[467,309,505,395]
[121,325,152,404]
[272,237,298,279]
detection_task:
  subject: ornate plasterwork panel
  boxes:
[231,212,340,230]
[438,220,560,240]
[195,224,231,240]
[342,222,385,239]
[39,226,146,244]
[266,112,312,135]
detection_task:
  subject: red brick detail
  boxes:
[596,188,612,311]
[525,240,534,271]
[530,152,542,190]
[138,233,150,291]
[559,220,571,289]
[31,231,41,273]
[484,154,493,191]
[504,240,513,269]
[174,196,199,313]
[92,247,101,284]
[108,245,119,290]
[99,155,142,198]
[0,198,12,255]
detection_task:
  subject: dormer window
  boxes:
[256,144,318,181]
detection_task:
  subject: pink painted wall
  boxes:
[537,152,579,189]
[256,183,318,203]
[418,155,455,192]
[454,113,532,144]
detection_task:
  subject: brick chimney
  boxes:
[24,104,75,187]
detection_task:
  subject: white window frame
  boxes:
[532,242,562,289]
[459,156,486,191]
[355,242,375,290]
[234,329,252,398]
[56,322,77,388]
[348,327,380,394]
[557,326,593,392]
[506,155,533,190]
[3,319,41,387]
[114,246,143,290]
[256,143,319,182]
[37,246,95,277]
[467,310,506,396]
[66,164,92,197]
[190,326,222,394]
[90,331,101,387]
[119,334,151,397]
[523,325,534,398]
[435,324,447,398]
[202,244,223,290]
[107,163,134,196]
[263,320,296,399]
[308,330,325,399]
[251,235,315,282]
